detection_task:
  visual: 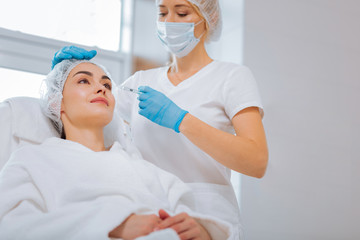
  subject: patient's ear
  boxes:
[60,99,65,113]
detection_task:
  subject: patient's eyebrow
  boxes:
[102,75,110,81]
[73,71,110,81]
[73,71,93,77]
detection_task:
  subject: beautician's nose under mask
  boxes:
[157,20,204,58]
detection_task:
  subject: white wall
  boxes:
[206,0,244,64]
[132,0,169,64]
[241,0,360,239]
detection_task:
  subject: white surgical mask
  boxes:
[157,20,204,58]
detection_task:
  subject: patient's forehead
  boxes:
[68,62,106,79]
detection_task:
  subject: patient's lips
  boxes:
[90,97,109,106]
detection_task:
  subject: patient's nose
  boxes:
[96,84,107,94]
[97,89,106,95]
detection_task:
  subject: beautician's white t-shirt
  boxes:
[117,60,263,185]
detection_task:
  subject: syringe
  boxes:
[119,86,140,94]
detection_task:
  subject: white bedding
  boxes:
[0,137,231,239]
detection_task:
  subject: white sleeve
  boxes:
[0,163,140,240]
[0,101,15,170]
[223,66,264,119]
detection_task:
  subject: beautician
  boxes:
[52,0,268,237]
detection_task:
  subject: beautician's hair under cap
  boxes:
[40,59,115,135]
[157,0,222,41]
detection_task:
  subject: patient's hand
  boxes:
[109,213,161,239]
[156,209,211,240]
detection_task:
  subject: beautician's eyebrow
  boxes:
[158,4,190,8]
[174,4,191,8]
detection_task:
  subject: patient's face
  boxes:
[61,63,115,129]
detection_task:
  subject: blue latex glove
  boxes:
[138,86,188,133]
[51,46,97,69]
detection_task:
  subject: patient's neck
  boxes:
[64,126,106,152]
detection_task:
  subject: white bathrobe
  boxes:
[0,137,231,240]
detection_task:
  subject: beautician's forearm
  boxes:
[179,114,268,178]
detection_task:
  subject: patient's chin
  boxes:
[87,112,113,128]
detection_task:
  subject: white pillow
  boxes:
[10,97,60,142]
[0,97,59,170]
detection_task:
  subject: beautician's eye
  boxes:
[78,79,89,84]
[158,12,167,17]
[178,13,188,17]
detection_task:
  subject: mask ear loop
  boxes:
[194,19,204,26]
[194,19,206,40]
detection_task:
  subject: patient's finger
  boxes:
[168,221,192,234]
[178,227,201,240]
[158,212,187,229]
[159,209,171,220]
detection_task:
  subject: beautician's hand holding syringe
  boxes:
[137,86,188,133]
[120,85,187,133]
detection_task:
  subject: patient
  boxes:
[0,60,231,240]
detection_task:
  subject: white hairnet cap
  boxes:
[156,0,222,41]
[187,0,222,41]
[40,59,115,136]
